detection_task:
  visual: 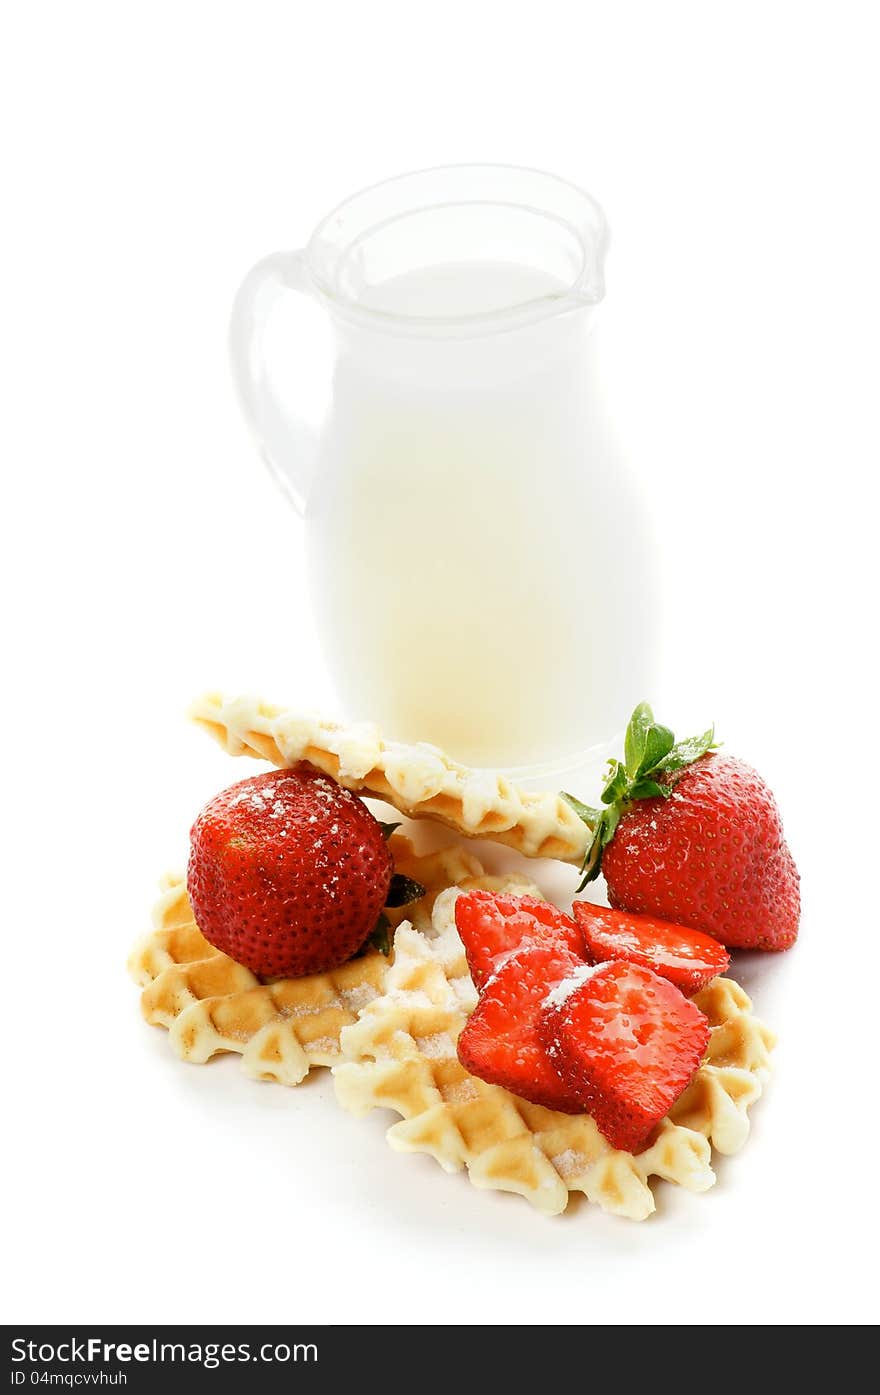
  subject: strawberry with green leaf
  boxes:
[563,703,800,952]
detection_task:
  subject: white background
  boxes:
[3,0,878,1327]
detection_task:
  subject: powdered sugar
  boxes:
[341,983,380,1013]
[451,975,479,1014]
[543,961,602,1010]
[415,1031,456,1059]
[439,1077,480,1105]
[551,1148,588,1181]
[280,997,342,1019]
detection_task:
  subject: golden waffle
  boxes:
[385,837,481,932]
[333,914,776,1220]
[190,692,590,862]
[128,835,540,1086]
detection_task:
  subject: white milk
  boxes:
[358,261,570,318]
[305,261,655,771]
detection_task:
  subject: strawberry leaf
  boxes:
[378,821,402,840]
[601,760,629,805]
[636,722,675,777]
[624,702,654,777]
[367,913,392,956]
[385,873,426,908]
[656,726,717,773]
[576,830,605,888]
[561,791,600,826]
[628,778,671,801]
[575,805,622,890]
[600,803,622,845]
[564,703,719,891]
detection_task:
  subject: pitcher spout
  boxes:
[304,163,611,339]
[565,198,609,311]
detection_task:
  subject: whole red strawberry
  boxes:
[188,764,393,977]
[563,704,800,952]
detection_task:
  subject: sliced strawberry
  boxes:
[572,900,729,995]
[540,961,710,1153]
[457,941,587,1113]
[454,890,584,990]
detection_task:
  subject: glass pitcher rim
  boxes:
[303,162,610,340]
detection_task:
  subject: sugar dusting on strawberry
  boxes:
[457,940,588,1114]
[187,764,393,978]
[540,961,710,1153]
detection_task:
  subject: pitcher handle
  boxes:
[229,249,319,515]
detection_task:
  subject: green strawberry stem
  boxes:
[385,873,427,908]
[364,870,428,957]
[562,702,717,892]
[367,913,392,957]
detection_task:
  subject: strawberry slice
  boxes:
[573,900,729,995]
[457,941,587,1113]
[540,961,710,1152]
[454,890,585,989]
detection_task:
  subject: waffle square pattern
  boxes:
[333,890,776,1220]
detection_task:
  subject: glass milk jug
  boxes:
[230,165,655,779]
